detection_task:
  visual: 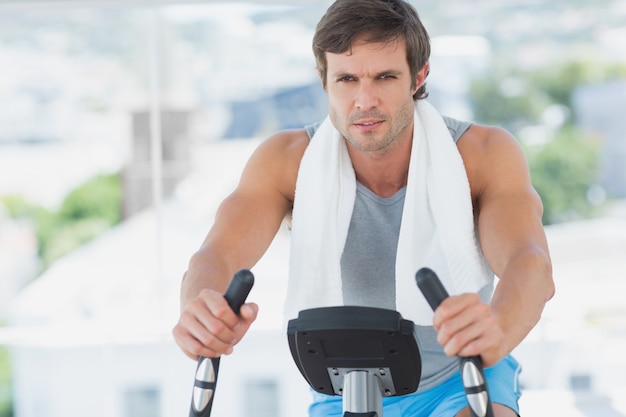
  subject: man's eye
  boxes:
[338,76,355,82]
[380,74,396,80]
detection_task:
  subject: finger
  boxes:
[433,293,480,329]
[442,307,500,358]
[239,303,259,323]
[178,310,236,355]
[177,295,258,358]
[172,322,228,360]
[199,289,241,329]
[197,313,237,345]
[441,316,493,357]
[229,303,259,345]
[456,320,503,361]
[436,300,482,345]
[191,290,241,345]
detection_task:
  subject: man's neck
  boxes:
[346,135,413,198]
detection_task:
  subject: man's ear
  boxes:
[415,61,430,92]
[315,67,327,91]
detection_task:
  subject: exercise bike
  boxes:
[287,267,494,417]
[188,267,494,417]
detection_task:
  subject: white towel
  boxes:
[285,100,490,325]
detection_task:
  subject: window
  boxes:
[245,379,279,417]
[569,373,592,392]
[123,386,161,417]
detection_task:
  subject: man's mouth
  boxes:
[355,120,383,128]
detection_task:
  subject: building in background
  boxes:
[123,109,193,218]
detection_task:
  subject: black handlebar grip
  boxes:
[189,269,255,417]
[415,267,449,310]
[414,267,494,417]
[224,269,255,313]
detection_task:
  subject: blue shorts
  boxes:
[309,355,521,417]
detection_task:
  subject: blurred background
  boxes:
[0,0,625,416]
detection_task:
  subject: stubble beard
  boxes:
[330,100,415,154]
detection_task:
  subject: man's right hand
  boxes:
[172,288,259,360]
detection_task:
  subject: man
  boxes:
[173,0,555,416]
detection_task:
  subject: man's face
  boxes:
[325,38,419,154]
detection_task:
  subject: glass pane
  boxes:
[245,379,279,417]
[123,387,161,417]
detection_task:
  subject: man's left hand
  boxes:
[433,293,506,367]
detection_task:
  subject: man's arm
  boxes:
[434,125,555,367]
[173,130,307,359]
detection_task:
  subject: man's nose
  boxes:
[354,82,379,110]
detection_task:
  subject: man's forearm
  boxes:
[180,248,234,309]
[490,248,554,358]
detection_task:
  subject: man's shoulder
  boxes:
[256,128,310,170]
[265,128,311,152]
[457,123,527,196]
[457,122,517,150]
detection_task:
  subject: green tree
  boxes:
[0,172,122,269]
[58,172,121,225]
[524,127,600,224]
[469,72,548,134]
[0,194,50,225]
[531,60,626,122]
[40,172,122,267]
[0,332,12,417]
[469,59,625,223]
[470,59,626,133]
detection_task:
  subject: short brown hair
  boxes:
[313,0,430,101]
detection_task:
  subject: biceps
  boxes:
[205,191,288,269]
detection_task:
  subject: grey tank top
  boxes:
[304,115,488,391]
